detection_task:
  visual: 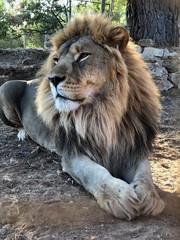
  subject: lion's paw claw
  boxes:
[130,180,165,216]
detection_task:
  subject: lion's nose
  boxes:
[48,76,66,87]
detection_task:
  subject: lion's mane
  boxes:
[35,15,160,177]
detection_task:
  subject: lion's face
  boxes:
[48,36,111,112]
[36,15,131,120]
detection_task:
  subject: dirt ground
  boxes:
[0,89,179,240]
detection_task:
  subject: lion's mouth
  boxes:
[56,93,84,102]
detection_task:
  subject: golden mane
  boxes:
[35,14,160,175]
[51,14,129,51]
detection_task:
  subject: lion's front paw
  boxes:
[17,128,27,141]
[130,179,165,216]
[95,179,140,220]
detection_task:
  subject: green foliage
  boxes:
[112,0,127,26]
[21,0,68,34]
[0,0,69,48]
[72,1,101,15]
[0,0,127,48]
[72,0,127,26]
[0,37,23,48]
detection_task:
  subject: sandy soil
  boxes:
[0,89,179,240]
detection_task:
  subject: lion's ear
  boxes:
[107,27,129,50]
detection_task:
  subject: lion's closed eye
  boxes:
[76,52,91,63]
[53,57,59,65]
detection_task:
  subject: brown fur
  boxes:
[35,14,160,177]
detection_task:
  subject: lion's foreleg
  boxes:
[61,155,140,220]
[130,159,165,216]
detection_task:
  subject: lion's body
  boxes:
[0,14,164,220]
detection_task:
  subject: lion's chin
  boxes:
[55,97,81,112]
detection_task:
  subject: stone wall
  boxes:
[138,39,180,91]
[0,46,179,91]
[0,48,49,86]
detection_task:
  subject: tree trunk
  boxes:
[126,0,179,47]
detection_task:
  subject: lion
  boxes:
[0,14,165,220]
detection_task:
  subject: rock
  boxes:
[138,39,155,47]
[148,62,173,91]
[0,49,49,85]
[154,67,167,78]
[148,62,163,75]
[163,48,178,58]
[155,78,174,91]
[163,48,170,58]
[169,73,180,89]
[162,54,180,73]
[142,47,164,61]
[136,45,142,53]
